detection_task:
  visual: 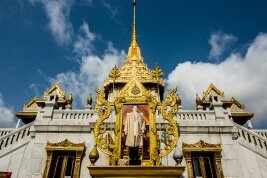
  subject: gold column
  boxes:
[43,150,53,178]
[184,152,193,178]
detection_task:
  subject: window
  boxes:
[183,140,224,178]
[192,152,217,178]
[43,139,85,178]
[48,151,76,178]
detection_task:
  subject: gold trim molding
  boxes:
[88,165,185,178]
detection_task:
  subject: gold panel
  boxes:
[182,140,224,178]
[43,139,85,178]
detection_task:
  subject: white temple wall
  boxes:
[234,140,267,178]
[0,131,101,178]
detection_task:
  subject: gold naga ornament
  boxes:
[93,88,112,156]
[159,88,180,157]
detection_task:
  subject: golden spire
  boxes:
[128,0,142,59]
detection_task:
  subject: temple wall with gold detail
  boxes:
[0,81,267,177]
[1,1,267,178]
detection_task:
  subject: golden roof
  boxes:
[203,83,224,97]
[43,83,65,97]
[103,0,164,88]
[23,96,39,111]
[230,97,245,111]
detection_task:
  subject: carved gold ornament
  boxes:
[131,85,141,95]
[93,88,112,155]
[151,65,163,80]
[159,88,180,157]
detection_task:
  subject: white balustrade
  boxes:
[0,122,33,150]
[254,130,267,139]
[0,129,14,138]
[234,123,267,153]
[53,110,95,120]
[175,111,214,121]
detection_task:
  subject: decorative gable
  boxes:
[43,83,65,97]
[23,96,39,111]
[203,83,224,97]
[230,97,245,111]
[117,78,153,99]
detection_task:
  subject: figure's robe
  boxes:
[124,112,145,147]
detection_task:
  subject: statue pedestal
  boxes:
[88,165,185,178]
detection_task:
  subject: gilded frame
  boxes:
[182,140,224,178]
[93,79,180,166]
[43,139,85,178]
[112,79,158,165]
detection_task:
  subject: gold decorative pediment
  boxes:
[117,78,155,100]
[44,83,65,97]
[204,83,224,97]
[46,139,85,151]
[183,140,221,151]
[230,97,245,111]
[23,96,39,111]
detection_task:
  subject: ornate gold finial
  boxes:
[151,64,164,80]
[108,66,121,81]
[67,93,73,105]
[195,93,202,106]
[89,144,99,166]
[128,0,142,59]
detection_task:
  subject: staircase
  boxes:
[0,122,33,156]
[233,122,267,158]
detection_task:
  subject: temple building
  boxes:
[0,1,267,178]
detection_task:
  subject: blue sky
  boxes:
[1,0,267,128]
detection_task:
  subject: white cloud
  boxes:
[0,93,15,128]
[51,43,126,107]
[102,1,118,18]
[30,0,73,45]
[73,21,96,56]
[167,33,267,127]
[209,31,237,60]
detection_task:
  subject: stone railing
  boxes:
[0,122,33,150]
[0,129,14,138]
[234,123,267,156]
[52,110,95,120]
[254,129,267,139]
[175,110,215,121]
